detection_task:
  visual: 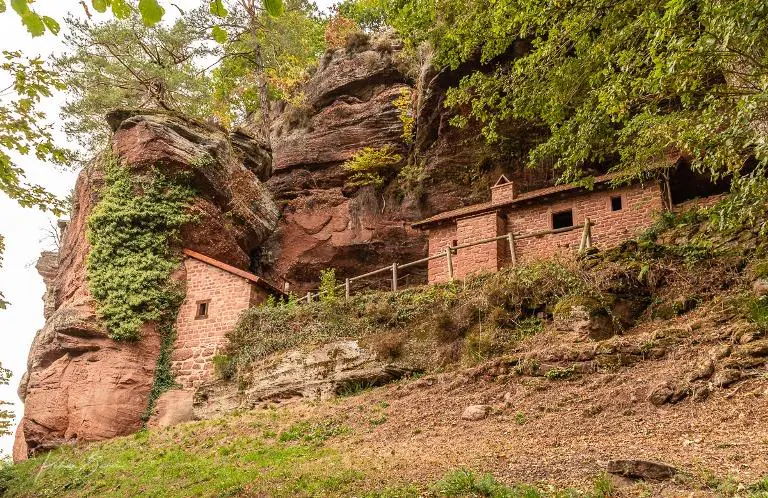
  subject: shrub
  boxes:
[343,145,403,188]
[433,468,542,497]
[544,365,577,380]
[324,16,363,50]
[319,268,340,303]
[392,88,414,144]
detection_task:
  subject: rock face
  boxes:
[264,33,553,291]
[194,340,412,420]
[14,111,278,461]
[606,459,676,480]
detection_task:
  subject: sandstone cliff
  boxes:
[13,112,278,461]
[262,33,553,291]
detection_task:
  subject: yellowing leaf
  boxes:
[138,0,164,26]
[10,0,28,15]
[212,25,228,43]
[0,1,6,14]
[263,0,284,17]
[111,0,131,19]
[42,16,60,35]
[91,0,108,13]
[209,0,227,18]
[22,11,45,36]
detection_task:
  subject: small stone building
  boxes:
[413,174,667,283]
[172,249,284,388]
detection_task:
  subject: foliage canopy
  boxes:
[391,0,768,183]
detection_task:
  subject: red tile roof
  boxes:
[413,172,630,228]
[182,249,285,296]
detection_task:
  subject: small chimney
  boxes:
[491,175,516,204]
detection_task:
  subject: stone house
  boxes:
[413,173,669,283]
[172,249,284,388]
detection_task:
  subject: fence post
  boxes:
[345,278,350,300]
[507,232,517,266]
[391,263,398,292]
[445,247,454,281]
[585,218,593,249]
[306,291,311,303]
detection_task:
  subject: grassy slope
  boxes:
[0,406,618,498]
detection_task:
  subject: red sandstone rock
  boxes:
[14,112,278,461]
[264,34,555,291]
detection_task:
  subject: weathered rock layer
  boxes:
[263,33,553,291]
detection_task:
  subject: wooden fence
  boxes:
[301,218,593,303]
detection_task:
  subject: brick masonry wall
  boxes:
[172,258,266,388]
[509,183,664,262]
[426,182,665,282]
[455,212,505,279]
[491,182,516,203]
[427,224,457,284]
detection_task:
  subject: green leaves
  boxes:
[0,51,70,213]
[392,0,768,183]
[111,0,132,19]
[209,0,228,17]
[263,0,284,17]
[212,25,228,43]
[92,0,108,13]
[42,16,60,35]
[9,0,49,36]
[137,0,164,26]
[91,0,154,22]
[87,156,193,341]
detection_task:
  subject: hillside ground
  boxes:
[4,208,768,497]
[2,299,768,497]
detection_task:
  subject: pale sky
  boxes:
[0,0,334,456]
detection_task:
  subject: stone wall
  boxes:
[172,258,265,388]
[509,183,664,262]
[455,213,506,279]
[425,182,665,282]
[427,224,457,284]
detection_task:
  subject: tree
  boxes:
[3,0,179,35]
[55,12,218,149]
[208,0,323,140]
[334,0,390,33]
[391,0,768,184]
[0,52,72,310]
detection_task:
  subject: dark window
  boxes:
[451,239,458,247]
[610,195,623,211]
[195,300,210,319]
[551,209,574,229]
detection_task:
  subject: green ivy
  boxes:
[86,154,193,341]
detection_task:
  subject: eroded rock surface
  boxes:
[194,340,412,420]
[14,111,278,461]
[264,33,554,291]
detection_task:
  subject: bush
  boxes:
[319,268,340,303]
[433,468,541,497]
[343,145,403,188]
[324,16,363,50]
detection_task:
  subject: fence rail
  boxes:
[301,219,593,303]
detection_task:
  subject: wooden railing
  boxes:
[301,218,593,303]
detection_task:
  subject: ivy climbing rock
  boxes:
[13,111,279,461]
